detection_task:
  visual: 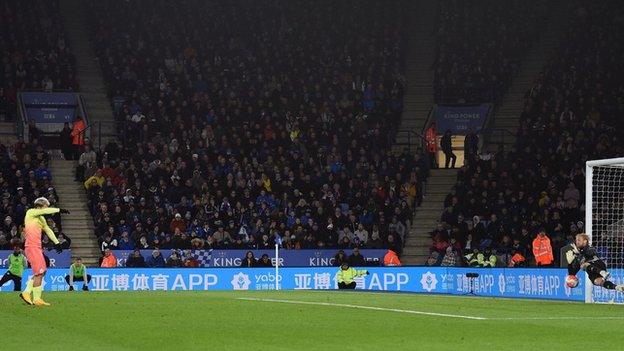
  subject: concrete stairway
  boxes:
[394,0,437,152]
[402,168,458,265]
[59,0,117,148]
[487,2,573,149]
[51,160,100,267]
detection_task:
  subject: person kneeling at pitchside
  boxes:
[337,262,369,289]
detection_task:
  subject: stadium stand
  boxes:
[427,0,624,267]
[79,0,423,254]
[0,139,69,250]
[433,0,546,104]
[0,0,77,121]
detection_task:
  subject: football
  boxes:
[566,275,579,288]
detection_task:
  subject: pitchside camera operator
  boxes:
[336,262,369,289]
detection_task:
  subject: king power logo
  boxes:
[231,272,251,290]
[420,271,438,292]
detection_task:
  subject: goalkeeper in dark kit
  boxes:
[566,233,624,292]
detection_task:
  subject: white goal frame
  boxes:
[585,157,624,303]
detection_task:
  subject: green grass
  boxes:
[2,290,624,350]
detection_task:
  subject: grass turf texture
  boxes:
[2,290,624,350]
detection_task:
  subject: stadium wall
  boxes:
[0,267,588,301]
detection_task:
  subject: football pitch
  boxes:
[3,290,624,350]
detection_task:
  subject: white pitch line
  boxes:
[237,297,624,321]
[236,297,487,320]
[490,316,624,320]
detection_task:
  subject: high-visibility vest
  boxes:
[101,254,117,268]
[71,119,86,145]
[383,250,402,266]
[532,235,553,265]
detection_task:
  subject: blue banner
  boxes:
[112,249,386,267]
[0,267,589,301]
[0,250,72,268]
[435,104,490,134]
[591,268,624,303]
[21,92,78,124]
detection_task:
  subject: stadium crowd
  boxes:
[427,1,624,268]
[0,139,69,250]
[433,0,545,103]
[0,0,77,121]
[80,0,424,255]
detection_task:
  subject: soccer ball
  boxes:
[565,275,579,288]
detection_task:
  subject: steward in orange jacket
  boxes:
[383,249,402,266]
[532,228,553,266]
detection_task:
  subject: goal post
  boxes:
[585,157,624,303]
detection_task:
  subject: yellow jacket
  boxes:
[336,267,368,284]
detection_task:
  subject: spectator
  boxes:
[125,249,146,268]
[166,251,183,268]
[348,248,366,267]
[240,251,257,268]
[440,246,459,267]
[425,252,441,266]
[532,227,553,267]
[333,250,348,267]
[101,232,118,252]
[353,224,369,247]
[146,249,166,268]
[57,233,71,250]
[118,232,133,250]
[257,254,273,267]
[367,231,384,249]
[81,0,415,256]
[100,248,117,268]
[76,146,96,181]
[184,252,199,268]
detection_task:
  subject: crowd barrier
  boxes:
[0,266,588,301]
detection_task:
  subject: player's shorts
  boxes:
[587,260,607,283]
[24,247,47,275]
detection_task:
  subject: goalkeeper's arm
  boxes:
[566,244,581,275]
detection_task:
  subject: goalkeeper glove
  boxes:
[54,243,64,254]
[366,271,370,275]
[59,208,70,215]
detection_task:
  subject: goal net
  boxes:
[586,157,624,303]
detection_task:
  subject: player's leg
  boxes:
[65,275,74,291]
[73,276,87,291]
[0,271,12,287]
[338,282,347,289]
[27,248,50,306]
[83,275,91,291]
[586,261,610,280]
[346,282,357,289]
[12,275,22,291]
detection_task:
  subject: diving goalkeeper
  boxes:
[566,233,624,292]
[19,197,70,306]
